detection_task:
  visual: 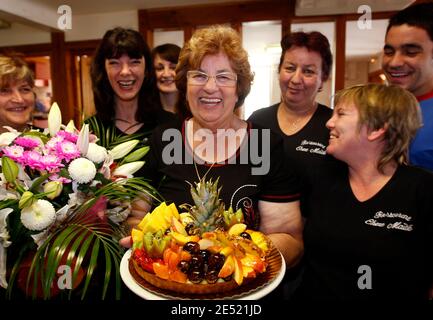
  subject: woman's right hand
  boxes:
[128,197,151,225]
[119,197,151,248]
[119,236,132,248]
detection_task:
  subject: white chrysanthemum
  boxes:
[20,199,56,231]
[86,143,108,164]
[68,157,97,183]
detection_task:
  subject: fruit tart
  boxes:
[129,178,272,295]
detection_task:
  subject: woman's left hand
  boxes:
[259,200,304,267]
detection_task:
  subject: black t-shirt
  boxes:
[140,119,300,230]
[248,103,332,167]
[85,109,176,147]
[298,164,433,300]
[248,103,338,215]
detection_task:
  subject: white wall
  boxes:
[242,21,282,119]
[65,10,138,41]
[0,10,139,46]
[0,22,50,46]
[153,30,184,48]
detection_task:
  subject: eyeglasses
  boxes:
[187,70,237,87]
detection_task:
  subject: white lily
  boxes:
[0,131,20,147]
[65,120,76,133]
[48,102,62,136]
[99,153,114,179]
[0,208,13,289]
[77,124,90,155]
[109,140,139,160]
[17,163,32,189]
[112,161,145,177]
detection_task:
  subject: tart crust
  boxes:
[131,259,241,294]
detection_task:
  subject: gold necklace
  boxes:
[280,102,317,133]
[288,117,302,128]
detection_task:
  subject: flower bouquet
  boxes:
[0,103,158,299]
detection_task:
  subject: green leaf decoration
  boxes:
[29,173,50,193]
[22,131,49,144]
[5,176,161,300]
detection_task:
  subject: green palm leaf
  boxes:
[80,237,99,299]
[101,241,112,299]
[66,228,89,299]
[12,176,161,300]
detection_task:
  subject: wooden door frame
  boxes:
[65,40,100,126]
[0,38,99,126]
[138,1,398,92]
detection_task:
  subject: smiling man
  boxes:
[382,2,433,171]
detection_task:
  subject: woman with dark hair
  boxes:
[249,31,334,184]
[86,27,174,147]
[248,31,336,299]
[152,43,181,114]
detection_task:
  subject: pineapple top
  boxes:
[180,177,227,234]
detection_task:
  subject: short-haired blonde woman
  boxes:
[297,83,433,300]
[0,55,35,133]
[135,25,304,267]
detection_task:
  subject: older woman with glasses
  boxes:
[128,25,303,268]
